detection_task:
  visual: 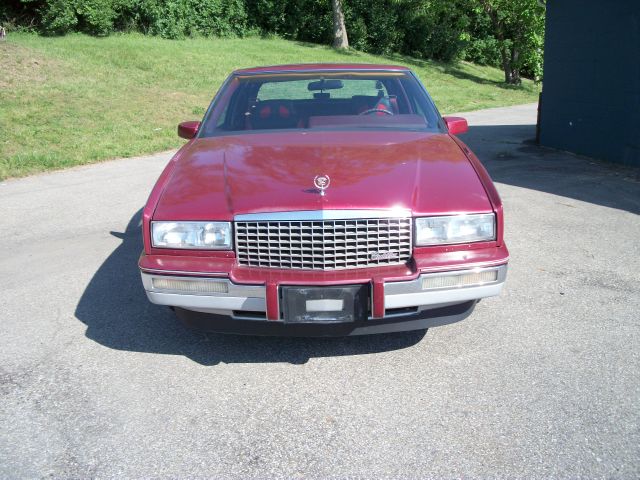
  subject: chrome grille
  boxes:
[235,217,412,270]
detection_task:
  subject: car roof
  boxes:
[233,63,411,75]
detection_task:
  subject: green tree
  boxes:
[397,0,471,62]
[475,0,545,83]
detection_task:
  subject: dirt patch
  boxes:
[0,42,64,89]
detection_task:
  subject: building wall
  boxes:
[539,0,640,166]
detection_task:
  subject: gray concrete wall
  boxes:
[539,0,640,166]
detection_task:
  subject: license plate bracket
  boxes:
[281,284,369,323]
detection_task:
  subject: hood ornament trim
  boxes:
[313,175,330,196]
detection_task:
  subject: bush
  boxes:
[402,7,469,62]
[462,36,502,66]
[12,0,247,37]
[75,0,118,35]
[5,0,544,81]
[345,0,404,55]
[40,0,78,35]
[1,0,39,32]
[245,0,332,44]
[138,0,247,39]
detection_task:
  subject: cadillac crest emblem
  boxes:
[314,175,330,196]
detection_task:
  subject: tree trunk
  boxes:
[509,47,521,84]
[482,1,512,84]
[500,44,512,84]
[501,45,521,84]
[331,0,349,49]
[480,0,521,85]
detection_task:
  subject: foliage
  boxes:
[470,0,545,82]
[399,0,471,62]
[39,0,78,35]
[245,0,332,43]
[462,36,503,68]
[137,0,248,39]
[344,0,403,55]
[2,0,248,38]
[0,0,545,82]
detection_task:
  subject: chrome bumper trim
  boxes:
[140,273,266,312]
[383,265,507,310]
[141,264,507,317]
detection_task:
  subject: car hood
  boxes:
[153,131,492,220]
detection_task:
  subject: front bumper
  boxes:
[140,264,507,336]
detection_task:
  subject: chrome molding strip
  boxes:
[383,265,507,310]
[234,209,411,222]
[140,272,266,298]
[385,265,508,295]
[141,266,507,317]
[146,291,266,312]
[139,268,228,277]
[384,283,503,310]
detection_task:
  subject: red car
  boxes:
[139,64,508,336]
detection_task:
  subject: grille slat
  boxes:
[235,217,412,270]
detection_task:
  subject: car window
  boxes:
[256,80,309,100]
[257,79,387,100]
[200,71,442,136]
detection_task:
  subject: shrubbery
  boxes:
[2,0,248,37]
[1,0,543,80]
[138,0,248,39]
[399,1,470,62]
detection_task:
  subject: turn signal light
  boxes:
[152,278,229,294]
[421,270,498,290]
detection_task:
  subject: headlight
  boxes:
[415,214,495,246]
[151,221,232,249]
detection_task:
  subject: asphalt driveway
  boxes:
[1,103,639,478]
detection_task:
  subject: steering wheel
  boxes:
[359,108,394,116]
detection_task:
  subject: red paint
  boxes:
[141,142,192,254]
[139,244,508,283]
[177,121,200,139]
[372,280,385,318]
[307,115,425,128]
[140,65,509,321]
[266,283,280,320]
[443,116,469,135]
[152,131,492,223]
[450,135,506,246]
[235,64,410,75]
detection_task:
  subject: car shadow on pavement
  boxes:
[74,210,426,366]
[460,125,640,215]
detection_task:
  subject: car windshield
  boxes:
[198,70,443,137]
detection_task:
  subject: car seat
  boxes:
[248,100,299,130]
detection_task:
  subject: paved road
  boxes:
[1,104,639,478]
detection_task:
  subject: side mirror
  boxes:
[443,116,468,135]
[178,121,201,139]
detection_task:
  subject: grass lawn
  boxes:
[0,33,540,180]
